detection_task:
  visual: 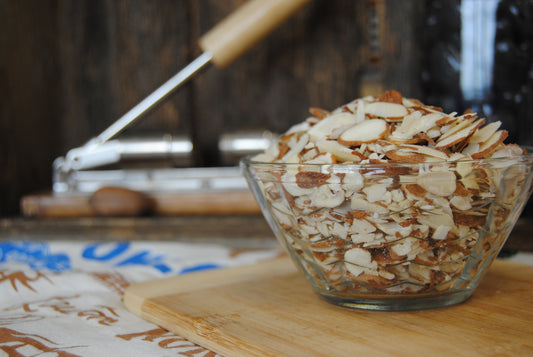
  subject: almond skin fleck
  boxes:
[295,171,331,188]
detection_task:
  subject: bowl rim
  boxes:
[241,146,533,168]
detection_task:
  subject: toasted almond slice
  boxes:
[416,171,456,196]
[435,119,485,149]
[365,102,408,119]
[468,121,501,144]
[470,130,508,159]
[338,119,389,146]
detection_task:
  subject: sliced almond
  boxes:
[432,225,452,240]
[378,90,403,104]
[468,121,501,144]
[390,112,444,142]
[416,171,456,196]
[438,115,477,140]
[365,102,408,120]
[351,197,389,214]
[338,119,389,146]
[311,186,345,208]
[490,143,525,158]
[309,107,331,119]
[307,112,360,142]
[397,144,449,161]
[344,248,378,277]
[402,184,427,197]
[316,140,362,162]
[470,130,508,159]
[435,119,485,149]
[385,149,426,163]
[450,195,472,210]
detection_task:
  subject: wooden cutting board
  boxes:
[124,256,533,356]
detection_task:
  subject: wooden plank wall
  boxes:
[1,0,532,216]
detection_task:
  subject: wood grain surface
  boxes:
[124,256,533,357]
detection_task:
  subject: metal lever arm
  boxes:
[61,0,309,172]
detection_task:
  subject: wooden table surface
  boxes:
[1,215,532,253]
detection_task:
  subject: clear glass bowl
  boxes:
[241,152,533,311]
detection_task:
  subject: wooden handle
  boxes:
[199,0,310,67]
[21,190,261,217]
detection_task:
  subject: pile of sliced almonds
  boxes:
[253,91,528,294]
[254,90,523,165]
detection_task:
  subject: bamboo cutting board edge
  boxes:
[124,257,533,357]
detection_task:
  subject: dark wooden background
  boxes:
[1,0,532,217]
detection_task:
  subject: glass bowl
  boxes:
[241,152,533,311]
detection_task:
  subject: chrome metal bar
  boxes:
[90,52,213,147]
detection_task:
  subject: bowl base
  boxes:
[317,290,474,311]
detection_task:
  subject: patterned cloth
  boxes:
[0,240,281,356]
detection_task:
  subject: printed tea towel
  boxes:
[0,240,280,356]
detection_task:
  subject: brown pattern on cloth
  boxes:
[117,328,217,356]
[0,327,84,356]
[0,270,52,292]
[90,271,131,295]
[2,295,120,326]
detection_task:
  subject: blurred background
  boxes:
[1,0,532,218]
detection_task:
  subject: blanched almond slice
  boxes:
[338,119,389,146]
[416,171,456,196]
[470,130,508,159]
[435,119,484,149]
[365,102,408,119]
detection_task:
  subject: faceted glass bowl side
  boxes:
[241,154,533,311]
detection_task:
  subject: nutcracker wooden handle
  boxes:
[199,0,310,67]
